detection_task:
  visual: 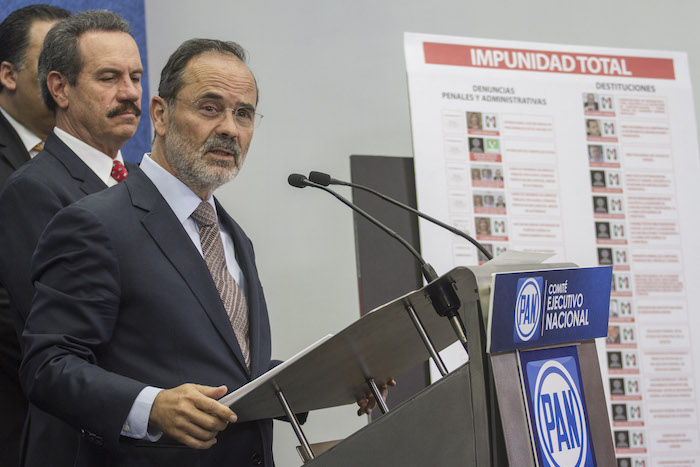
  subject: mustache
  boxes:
[106,101,141,118]
[202,136,241,157]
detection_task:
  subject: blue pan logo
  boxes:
[534,361,589,467]
[514,276,542,342]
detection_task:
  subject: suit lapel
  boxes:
[44,132,107,195]
[0,111,30,171]
[126,170,249,373]
[216,201,265,378]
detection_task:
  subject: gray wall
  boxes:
[144,1,700,465]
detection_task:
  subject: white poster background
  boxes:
[406,32,700,465]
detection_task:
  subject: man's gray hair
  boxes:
[158,38,258,105]
[38,9,132,112]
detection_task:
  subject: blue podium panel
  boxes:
[488,266,612,353]
[520,346,596,467]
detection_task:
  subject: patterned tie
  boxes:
[191,202,250,369]
[32,142,44,152]
[111,160,128,182]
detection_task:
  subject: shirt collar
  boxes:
[53,127,124,185]
[0,106,42,154]
[139,153,216,224]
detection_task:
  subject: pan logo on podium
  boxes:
[534,360,589,467]
[488,266,611,353]
[514,276,543,342]
[489,268,608,465]
[522,347,596,467]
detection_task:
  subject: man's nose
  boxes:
[117,76,141,102]
[215,109,241,139]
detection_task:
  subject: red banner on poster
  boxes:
[424,42,675,80]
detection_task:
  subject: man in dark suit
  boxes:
[0,5,70,466]
[0,10,142,467]
[19,38,278,467]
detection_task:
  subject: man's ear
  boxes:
[150,96,169,137]
[46,71,69,109]
[0,61,18,91]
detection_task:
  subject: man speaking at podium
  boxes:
[20,39,274,466]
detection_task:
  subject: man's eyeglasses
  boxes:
[172,97,263,128]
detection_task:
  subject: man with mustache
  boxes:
[0,10,142,467]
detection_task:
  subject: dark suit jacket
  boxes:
[0,131,129,467]
[0,109,30,187]
[0,108,31,467]
[21,167,275,467]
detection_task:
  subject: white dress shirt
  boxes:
[53,127,125,186]
[0,107,43,158]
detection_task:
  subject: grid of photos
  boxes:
[586,92,646,465]
[467,111,508,263]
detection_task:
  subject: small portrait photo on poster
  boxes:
[607,325,621,344]
[596,221,611,239]
[475,217,491,236]
[612,403,628,422]
[583,92,599,111]
[598,247,613,265]
[614,430,630,449]
[477,243,493,263]
[467,111,482,130]
[608,351,623,369]
[617,458,632,467]
[588,144,604,162]
[593,196,609,213]
[609,377,625,395]
[586,118,602,137]
[469,137,484,153]
[591,170,606,187]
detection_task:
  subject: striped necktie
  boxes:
[191,201,250,370]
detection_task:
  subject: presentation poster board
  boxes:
[405,32,700,465]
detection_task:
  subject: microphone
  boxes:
[288,174,438,282]
[288,173,309,188]
[308,171,493,260]
[289,173,469,354]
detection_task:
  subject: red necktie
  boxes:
[111,160,128,183]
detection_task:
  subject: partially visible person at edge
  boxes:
[0,9,142,467]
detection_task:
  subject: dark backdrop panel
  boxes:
[0,0,151,162]
[349,155,429,413]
